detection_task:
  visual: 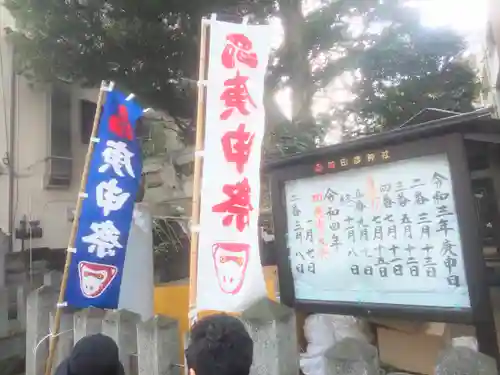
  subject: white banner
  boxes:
[118,203,154,320]
[196,20,272,312]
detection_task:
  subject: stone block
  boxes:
[241,298,299,375]
[137,315,180,375]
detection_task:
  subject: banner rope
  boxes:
[34,328,73,355]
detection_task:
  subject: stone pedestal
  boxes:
[137,315,180,375]
[241,298,300,375]
[73,307,104,343]
[102,310,141,375]
[25,286,57,375]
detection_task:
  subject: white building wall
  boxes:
[0,5,98,251]
[11,80,97,251]
[478,46,500,116]
[0,6,14,240]
[478,0,500,116]
[0,6,194,252]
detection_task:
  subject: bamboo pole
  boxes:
[188,17,210,325]
[44,82,108,375]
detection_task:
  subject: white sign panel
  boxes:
[285,154,471,309]
[196,20,272,312]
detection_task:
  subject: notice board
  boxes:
[285,153,469,308]
[269,134,489,322]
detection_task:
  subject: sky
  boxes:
[417,0,487,35]
[416,0,488,49]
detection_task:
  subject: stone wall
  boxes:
[23,280,500,375]
[26,285,300,375]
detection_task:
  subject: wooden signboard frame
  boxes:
[268,132,499,361]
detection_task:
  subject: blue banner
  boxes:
[65,89,143,309]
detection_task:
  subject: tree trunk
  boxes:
[278,0,315,130]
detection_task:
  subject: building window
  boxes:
[45,85,73,189]
[80,100,98,144]
[50,86,72,157]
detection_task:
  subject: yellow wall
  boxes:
[153,266,278,359]
[153,279,190,357]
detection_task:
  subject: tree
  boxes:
[4,0,478,152]
[266,0,479,154]
[3,0,275,142]
[336,6,479,136]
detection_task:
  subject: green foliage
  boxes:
[341,5,479,134]
[4,0,479,154]
[266,0,479,152]
[4,0,275,142]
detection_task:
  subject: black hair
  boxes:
[186,314,253,375]
[55,334,124,375]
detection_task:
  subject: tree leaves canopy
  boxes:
[4,0,275,141]
[4,0,479,152]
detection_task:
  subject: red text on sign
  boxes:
[212,177,253,232]
[220,71,256,120]
[221,123,255,174]
[221,33,258,69]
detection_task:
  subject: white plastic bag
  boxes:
[300,314,372,375]
[451,336,478,351]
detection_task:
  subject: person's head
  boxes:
[54,333,124,375]
[186,314,253,375]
